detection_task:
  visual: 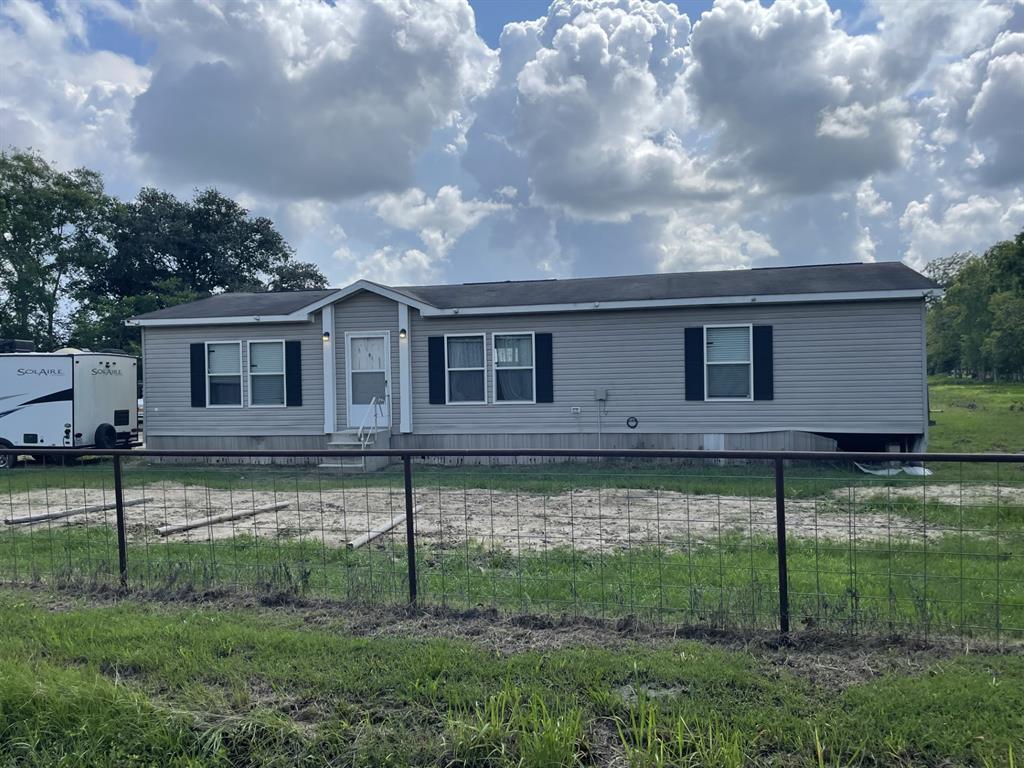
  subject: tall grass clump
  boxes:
[616,698,749,768]
[444,682,586,767]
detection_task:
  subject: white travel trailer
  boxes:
[0,349,139,467]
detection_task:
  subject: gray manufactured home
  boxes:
[128,262,940,464]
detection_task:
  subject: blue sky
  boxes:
[1,0,1022,287]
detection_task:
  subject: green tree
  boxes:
[0,150,112,349]
[987,231,1024,293]
[925,231,1024,379]
[74,186,328,350]
[4,147,331,354]
[924,251,973,289]
[982,290,1024,379]
[267,260,329,291]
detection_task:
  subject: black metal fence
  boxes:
[2,447,1022,642]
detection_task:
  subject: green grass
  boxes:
[2,380,1022,637]
[0,589,1021,767]
[928,376,1024,454]
[3,508,1022,637]
[2,453,1020,503]
[3,382,1023,765]
[1,455,877,498]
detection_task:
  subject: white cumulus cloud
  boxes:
[900,192,1024,269]
[464,0,729,220]
[0,0,149,190]
[129,0,495,200]
[372,185,508,258]
[2,0,1023,283]
[856,179,893,218]
[686,0,923,194]
[334,245,441,286]
[657,215,778,273]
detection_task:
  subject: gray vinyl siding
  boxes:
[409,299,927,436]
[142,320,324,437]
[141,295,928,443]
[333,291,400,432]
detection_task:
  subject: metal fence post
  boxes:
[113,454,128,588]
[774,457,790,634]
[403,454,418,606]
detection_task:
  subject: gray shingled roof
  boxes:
[130,262,936,321]
[131,289,336,321]
[395,262,936,309]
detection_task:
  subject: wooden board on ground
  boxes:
[156,501,291,536]
[348,505,422,549]
[4,496,156,526]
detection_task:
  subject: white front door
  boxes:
[346,332,390,429]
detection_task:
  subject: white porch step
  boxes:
[318,455,391,472]
[319,459,367,470]
[327,428,384,446]
[320,429,391,473]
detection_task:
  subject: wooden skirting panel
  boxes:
[145,434,330,464]
[143,430,837,465]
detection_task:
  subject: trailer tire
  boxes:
[94,423,117,450]
[0,439,13,470]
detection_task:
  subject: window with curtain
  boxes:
[705,325,752,399]
[207,342,242,406]
[494,333,534,402]
[446,334,485,403]
[248,341,285,406]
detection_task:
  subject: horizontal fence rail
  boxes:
[2,447,1022,644]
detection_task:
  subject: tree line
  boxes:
[0,149,327,355]
[926,231,1024,380]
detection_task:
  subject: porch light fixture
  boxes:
[322,330,331,343]
[399,328,408,340]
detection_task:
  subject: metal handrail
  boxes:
[356,395,380,450]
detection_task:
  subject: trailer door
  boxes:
[72,354,138,446]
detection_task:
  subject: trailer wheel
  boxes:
[0,439,13,470]
[94,423,117,450]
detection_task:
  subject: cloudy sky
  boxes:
[2,0,1022,287]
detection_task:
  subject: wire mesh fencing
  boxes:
[1,448,1022,643]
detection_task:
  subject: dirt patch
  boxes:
[5,481,1007,552]
[840,482,1024,508]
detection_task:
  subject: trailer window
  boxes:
[207,342,242,406]
[445,334,486,404]
[248,341,285,407]
[704,325,752,400]
[493,333,535,402]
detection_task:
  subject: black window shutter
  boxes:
[285,340,302,406]
[535,332,553,403]
[684,327,704,401]
[753,325,774,401]
[190,343,206,407]
[428,336,445,404]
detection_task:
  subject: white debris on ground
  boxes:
[5,481,1020,553]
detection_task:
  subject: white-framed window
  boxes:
[704,324,752,401]
[247,340,286,407]
[445,333,486,404]
[206,341,242,407]
[493,332,535,403]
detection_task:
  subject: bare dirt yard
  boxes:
[7,480,1021,552]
